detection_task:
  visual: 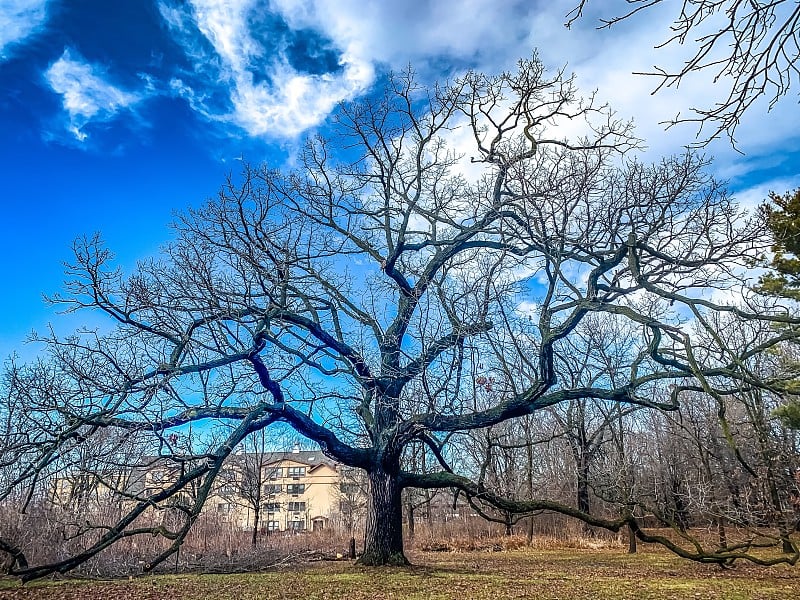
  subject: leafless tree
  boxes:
[0,55,797,579]
[548,314,642,530]
[694,311,800,551]
[335,465,368,542]
[220,430,285,547]
[604,308,800,557]
[461,419,535,535]
[568,0,800,146]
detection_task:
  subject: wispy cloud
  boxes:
[270,0,538,76]
[160,0,374,138]
[158,0,543,139]
[0,0,49,61]
[45,49,142,142]
[730,176,800,213]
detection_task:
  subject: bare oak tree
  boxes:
[1,56,798,578]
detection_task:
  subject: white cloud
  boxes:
[0,0,49,61]
[289,0,796,162]
[45,49,142,141]
[160,0,375,138]
[515,300,539,320]
[269,0,533,72]
[229,59,374,137]
[158,0,546,139]
[155,0,800,169]
[528,1,800,163]
[730,176,800,213]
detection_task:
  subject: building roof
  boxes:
[241,449,339,471]
[131,448,340,477]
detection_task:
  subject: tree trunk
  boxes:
[424,488,433,525]
[251,505,260,546]
[576,453,593,536]
[406,499,415,540]
[764,467,796,553]
[358,466,408,566]
[717,516,727,550]
[577,456,591,515]
[627,522,637,554]
[781,535,795,554]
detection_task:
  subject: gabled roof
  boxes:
[252,450,338,471]
[135,449,340,474]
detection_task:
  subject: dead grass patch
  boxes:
[1,547,797,599]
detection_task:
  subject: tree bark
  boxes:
[576,452,594,536]
[406,499,415,540]
[627,522,637,554]
[577,454,591,516]
[717,516,727,550]
[358,466,408,566]
[251,506,260,546]
[764,466,796,553]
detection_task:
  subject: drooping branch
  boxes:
[402,470,800,566]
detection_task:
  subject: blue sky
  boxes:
[1,0,800,360]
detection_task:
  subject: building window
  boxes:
[217,483,238,496]
[340,482,358,494]
[286,484,305,495]
[217,502,235,513]
[267,520,281,531]
[262,502,281,511]
[289,520,306,531]
[287,501,306,513]
[265,467,282,480]
[219,469,238,484]
[263,484,282,495]
[287,466,306,478]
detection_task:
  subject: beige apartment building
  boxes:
[211,447,345,532]
[52,445,363,534]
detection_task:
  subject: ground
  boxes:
[0,548,797,599]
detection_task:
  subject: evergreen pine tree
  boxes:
[759,188,800,428]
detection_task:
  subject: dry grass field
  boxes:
[0,546,798,600]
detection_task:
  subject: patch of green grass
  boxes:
[0,549,797,599]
